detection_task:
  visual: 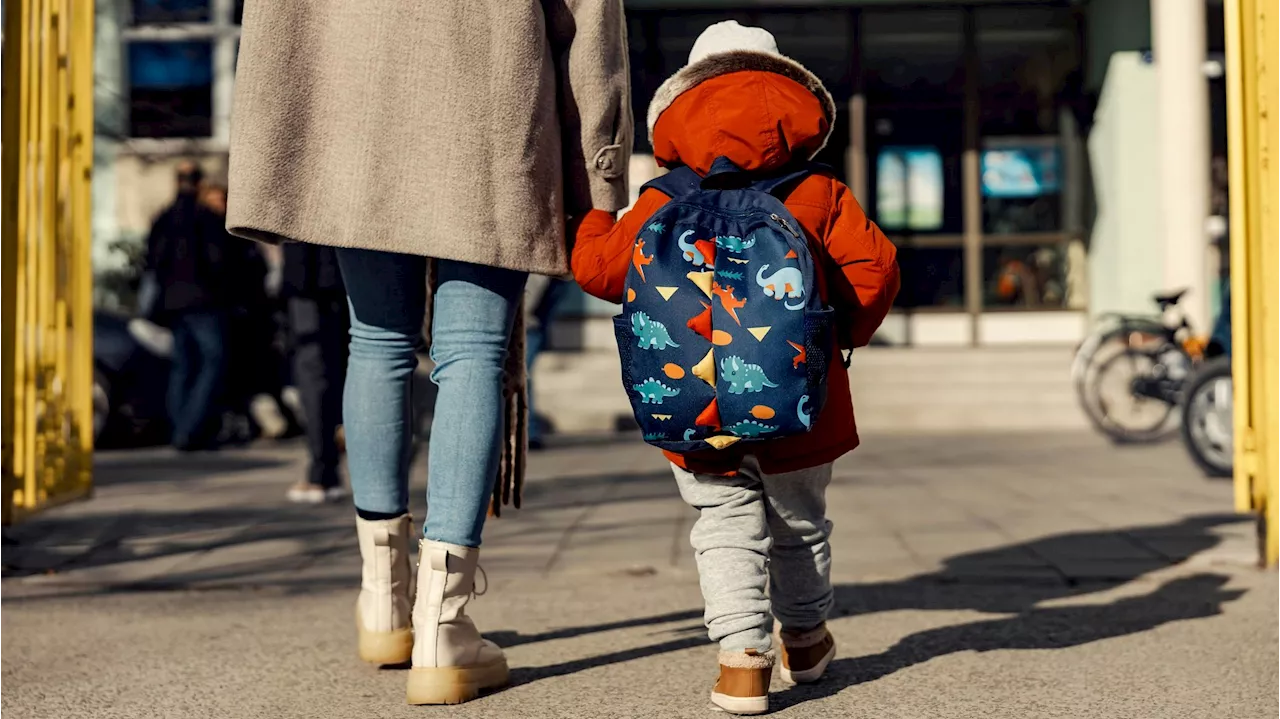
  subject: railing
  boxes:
[1224,0,1279,565]
[1,0,96,524]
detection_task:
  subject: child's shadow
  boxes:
[771,573,1241,711]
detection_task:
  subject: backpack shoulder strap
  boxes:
[749,162,831,197]
[641,165,702,199]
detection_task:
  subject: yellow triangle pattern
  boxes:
[691,349,716,387]
[656,286,679,301]
[652,414,672,421]
[748,326,771,341]
[686,271,714,298]
[704,435,741,450]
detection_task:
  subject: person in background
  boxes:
[523,276,572,449]
[281,242,351,503]
[199,183,272,445]
[145,162,238,451]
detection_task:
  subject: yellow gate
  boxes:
[1,0,96,524]
[1224,0,1279,565]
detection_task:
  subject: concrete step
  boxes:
[532,346,1089,435]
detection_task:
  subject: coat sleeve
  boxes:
[544,0,633,214]
[570,188,669,303]
[821,181,901,348]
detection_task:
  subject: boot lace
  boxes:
[471,564,489,599]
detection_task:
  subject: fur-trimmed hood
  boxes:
[647,49,836,167]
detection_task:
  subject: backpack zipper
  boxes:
[770,213,800,238]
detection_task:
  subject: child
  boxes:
[572,21,900,715]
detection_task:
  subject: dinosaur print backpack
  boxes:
[614,156,836,453]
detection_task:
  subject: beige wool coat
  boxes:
[226,0,633,277]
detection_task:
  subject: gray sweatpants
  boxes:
[672,457,834,653]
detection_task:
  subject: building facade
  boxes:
[93,0,1226,346]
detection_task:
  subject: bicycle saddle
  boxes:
[1153,288,1188,309]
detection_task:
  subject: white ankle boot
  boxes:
[354,515,415,665]
[405,539,509,704]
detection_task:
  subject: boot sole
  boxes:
[778,641,836,685]
[710,691,768,715]
[356,608,414,665]
[405,657,509,705]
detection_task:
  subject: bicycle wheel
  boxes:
[1180,357,1233,478]
[1074,323,1168,437]
[1087,348,1177,442]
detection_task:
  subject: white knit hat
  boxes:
[646,20,836,156]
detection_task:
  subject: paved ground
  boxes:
[3,432,1276,718]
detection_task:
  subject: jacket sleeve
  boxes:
[571,188,669,303]
[822,181,901,348]
[544,0,633,215]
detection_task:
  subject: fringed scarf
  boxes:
[423,261,527,518]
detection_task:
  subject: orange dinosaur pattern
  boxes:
[787,340,806,369]
[632,239,653,283]
[711,282,747,326]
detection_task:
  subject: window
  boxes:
[981,138,1063,235]
[877,147,944,232]
[127,41,213,137]
[131,0,209,25]
[122,0,240,140]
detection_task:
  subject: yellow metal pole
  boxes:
[1223,0,1279,566]
[2,0,95,523]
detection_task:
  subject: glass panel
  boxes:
[128,41,214,138]
[862,10,964,102]
[895,246,965,309]
[983,244,1070,309]
[976,6,1074,134]
[235,0,244,24]
[982,137,1062,233]
[131,0,209,24]
[868,108,963,235]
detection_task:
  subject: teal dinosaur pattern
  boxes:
[631,312,680,350]
[797,394,812,429]
[721,356,779,395]
[683,428,698,441]
[643,432,668,442]
[726,419,777,438]
[715,269,745,282]
[633,378,680,404]
[647,222,666,234]
[715,235,756,253]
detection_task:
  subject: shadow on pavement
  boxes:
[497,514,1248,697]
[774,572,1242,711]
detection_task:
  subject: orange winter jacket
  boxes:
[572,70,900,475]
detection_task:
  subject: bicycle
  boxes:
[1073,289,1205,443]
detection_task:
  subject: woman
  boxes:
[226,0,631,705]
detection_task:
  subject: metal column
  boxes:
[2,0,97,524]
[1223,0,1278,566]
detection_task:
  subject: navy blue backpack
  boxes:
[613,157,837,453]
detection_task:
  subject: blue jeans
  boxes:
[336,249,527,547]
[168,311,228,448]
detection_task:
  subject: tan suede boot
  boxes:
[405,540,509,705]
[711,649,773,715]
[777,623,836,684]
[355,515,415,665]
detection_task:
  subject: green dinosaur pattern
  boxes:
[631,312,680,350]
[647,222,666,234]
[725,419,777,438]
[715,235,756,253]
[715,269,744,281]
[643,432,668,441]
[720,356,779,395]
[633,378,680,404]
